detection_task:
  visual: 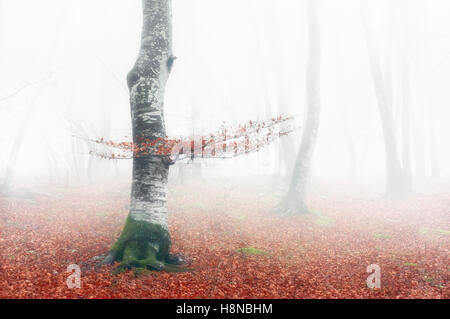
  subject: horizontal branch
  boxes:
[77,115,299,161]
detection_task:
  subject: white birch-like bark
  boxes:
[127,0,173,230]
[101,0,176,267]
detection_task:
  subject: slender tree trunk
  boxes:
[1,89,39,190]
[87,155,95,184]
[0,0,3,60]
[247,1,279,185]
[102,0,181,270]
[97,69,113,179]
[414,0,439,179]
[342,112,357,179]
[278,0,321,216]
[0,0,4,70]
[360,0,407,198]
[427,106,440,178]
[188,0,203,182]
[190,100,203,181]
[413,98,426,179]
[261,4,296,183]
[1,2,67,190]
[400,3,413,190]
[335,24,358,180]
[71,137,82,182]
[43,140,57,184]
[411,0,427,180]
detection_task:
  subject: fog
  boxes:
[1,0,450,193]
[1,0,450,300]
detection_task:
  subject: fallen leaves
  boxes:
[0,182,448,299]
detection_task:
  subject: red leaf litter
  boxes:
[0,182,448,299]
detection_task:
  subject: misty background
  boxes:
[1,0,450,197]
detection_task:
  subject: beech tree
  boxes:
[268,13,296,183]
[97,0,296,270]
[100,0,181,270]
[1,2,67,192]
[412,0,439,179]
[278,0,321,216]
[360,0,408,198]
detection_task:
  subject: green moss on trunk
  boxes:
[110,216,171,261]
[104,217,187,272]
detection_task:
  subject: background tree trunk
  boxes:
[360,0,407,198]
[427,104,440,179]
[411,0,428,181]
[267,10,296,184]
[1,2,67,191]
[400,2,413,190]
[278,0,321,216]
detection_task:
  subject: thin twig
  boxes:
[0,72,54,104]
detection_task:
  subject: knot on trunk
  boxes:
[162,155,175,167]
[167,56,177,73]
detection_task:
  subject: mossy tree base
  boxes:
[100,216,189,272]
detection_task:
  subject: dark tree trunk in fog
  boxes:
[428,106,440,178]
[360,0,408,198]
[102,0,181,270]
[92,70,114,182]
[0,0,3,55]
[267,11,296,182]
[411,2,427,180]
[342,112,357,179]
[414,0,439,179]
[188,0,203,182]
[1,95,36,190]
[400,3,413,190]
[248,1,279,185]
[335,17,358,180]
[42,138,59,184]
[278,0,321,216]
[1,3,67,191]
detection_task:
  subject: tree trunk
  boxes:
[247,1,281,186]
[0,0,3,59]
[411,1,427,180]
[400,2,413,190]
[1,2,67,190]
[267,9,296,182]
[102,0,181,270]
[413,0,439,179]
[360,0,407,198]
[278,0,321,216]
[342,112,357,179]
[427,104,440,178]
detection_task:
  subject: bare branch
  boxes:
[0,72,54,104]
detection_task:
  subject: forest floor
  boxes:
[0,180,448,299]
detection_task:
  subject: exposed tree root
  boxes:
[98,217,191,272]
[277,197,311,216]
